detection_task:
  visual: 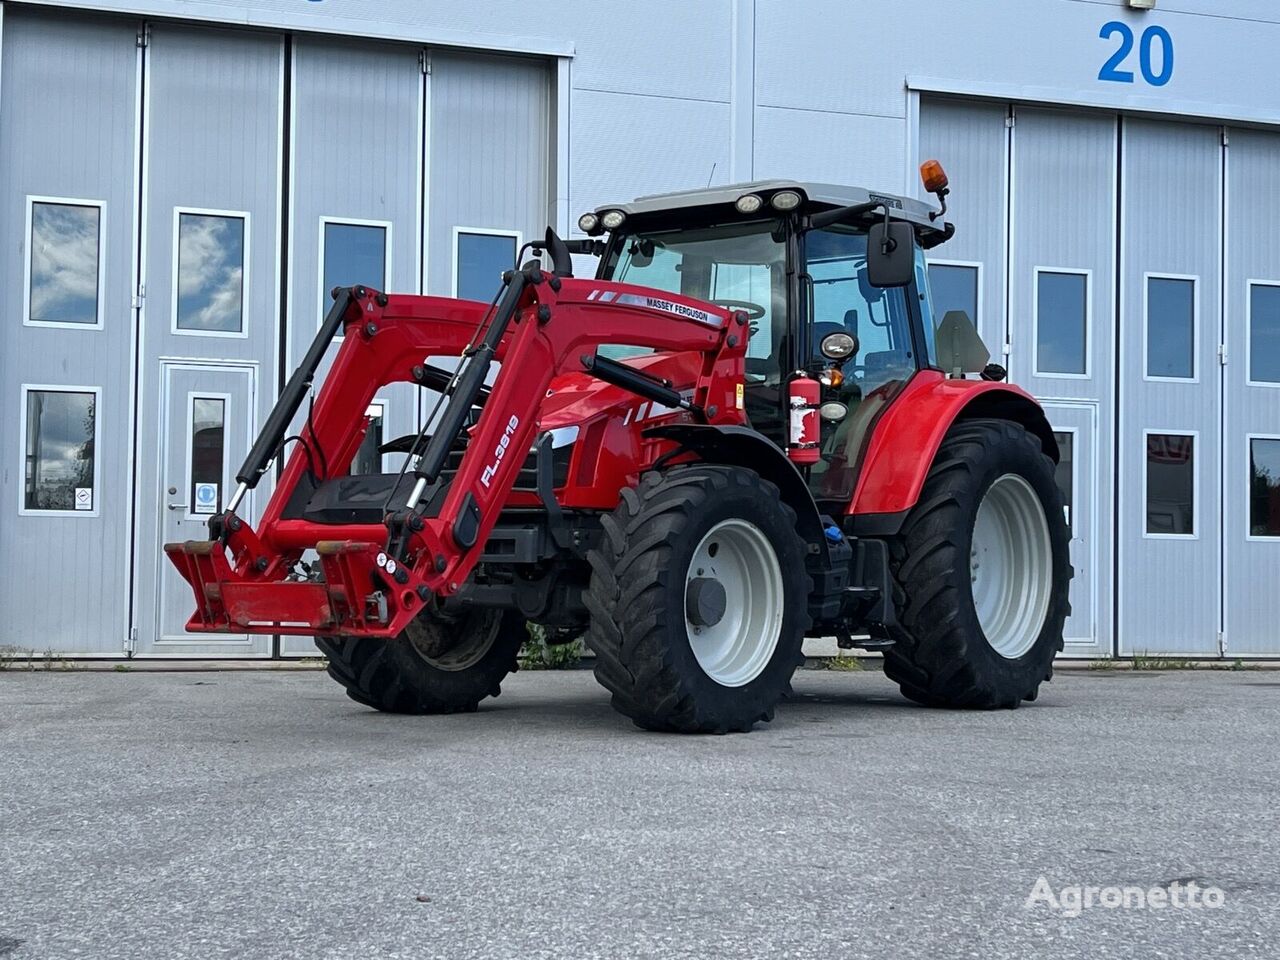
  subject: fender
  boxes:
[849,370,1058,522]
[644,423,827,554]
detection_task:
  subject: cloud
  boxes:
[30,204,100,323]
[177,214,244,331]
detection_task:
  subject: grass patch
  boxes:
[519,623,584,670]
[815,655,865,672]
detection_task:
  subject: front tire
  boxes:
[316,608,525,714]
[586,466,811,733]
[882,419,1071,709]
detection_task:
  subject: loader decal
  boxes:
[480,414,521,488]
[612,293,721,327]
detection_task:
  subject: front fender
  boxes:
[849,371,1057,519]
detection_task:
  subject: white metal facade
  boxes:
[2,0,1278,657]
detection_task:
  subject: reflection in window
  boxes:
[1147,277,1195,379]
[456,232,516,302]
[928,264,979,331]
[29,201,101,325]
[351,403,385,475]
[190,398,225,514]
[1249,284,1280,383]
[323,222,386,320]
[1250,439,1280,537]
[1036,271,1088,375]
[177,213,245,333]
[1053,431,1074,534]
[1146,433,1195,535]
[24,390,97,512]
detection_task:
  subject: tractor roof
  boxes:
[596,179,943,234]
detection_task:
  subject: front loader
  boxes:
[166,162,1072,733]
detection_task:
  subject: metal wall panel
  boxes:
[426,50,550,296]
[0,10,138,654]
[281,36,423,656]
[1118,119,1222,656]
[131,23,282,655]
[1223,128,1280,655]
[917,99,1009,353]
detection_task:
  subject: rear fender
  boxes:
[644,423,827,556]
[849,371,1057,521]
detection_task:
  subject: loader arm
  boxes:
[165,262,749,638]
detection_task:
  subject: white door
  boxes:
[143,362,266,656]
[1042,401,1102,655]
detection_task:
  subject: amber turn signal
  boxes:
[921,159,950,195]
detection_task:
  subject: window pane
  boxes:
[351,404,384,476]
[456,232,516,302]
[177,213,245,333]
[1036,272,1088,375]
[1250,439,1280,537]
[928,264,979,330]
[1249,284,1280,383]
[24,390,96,511]
[323,223,386,317]
[1146,277,1195,379]
[190,398,225,514]
[1053,431,1074,533]
[29,202,100,325]
[1146,433,1194,535]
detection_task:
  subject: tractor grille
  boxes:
[438,435,541,491]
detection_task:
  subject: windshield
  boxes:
[603,221,787,379]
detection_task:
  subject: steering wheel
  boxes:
[711,299,766,321]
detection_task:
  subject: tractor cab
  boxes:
[580,171,966,509]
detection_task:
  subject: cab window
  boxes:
[805,226,917,503]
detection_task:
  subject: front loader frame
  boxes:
[166,262,749,639]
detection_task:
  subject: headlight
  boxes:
[770,190,802,211]
[578,212,600,233]
[735,193,763,214]
[600,209,627,230]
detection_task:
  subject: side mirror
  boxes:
[866,220,915,288]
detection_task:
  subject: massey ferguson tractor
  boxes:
[166,162,1071,733]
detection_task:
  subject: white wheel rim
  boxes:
[970,473,1053,660]
[684,519,785,687]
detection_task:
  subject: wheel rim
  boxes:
[684,519,784,687]
[970,473,1053,659]
[405,611,500,672]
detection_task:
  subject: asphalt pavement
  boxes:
[1,665,1277,959]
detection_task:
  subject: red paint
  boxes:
[848,370,1043,516]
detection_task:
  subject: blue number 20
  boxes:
[1099,22,1174,87]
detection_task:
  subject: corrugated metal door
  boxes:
[1118,120,1222,656]
[0,11,139,654]
[1006,106,1116,657]
[426,51,551,298]
[280,36,424,656]
[921,100,1113,656]
[132,24,283,655]
[1224,128,1280,656]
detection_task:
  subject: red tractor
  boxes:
[167,163,1071,733]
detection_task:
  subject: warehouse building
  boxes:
[2,0,1277,658]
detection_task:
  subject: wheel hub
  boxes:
[686,577,728,627]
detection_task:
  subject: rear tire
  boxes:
[317,608,525,714]
[585,466,810,733]
[882,419,1070,709]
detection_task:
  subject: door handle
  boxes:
[167,502,187,511]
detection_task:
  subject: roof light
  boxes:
[735,193,763,214]
[578,212,600,234]
[600,209,626,230]
[920,159,950,196]
[770,190,802,211]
